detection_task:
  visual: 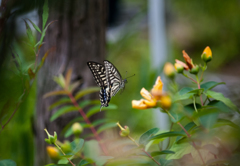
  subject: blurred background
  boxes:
[1,0,240,165]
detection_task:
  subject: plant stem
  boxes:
[68,93,109,155]
[196,76,203,106]
[193,96,198,113]
[167,111,206,165]
[127,135,161,166]
[54,143,75,166]
[182,73,197,83]
[0,89,26,134]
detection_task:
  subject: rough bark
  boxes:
[35,0,106,165]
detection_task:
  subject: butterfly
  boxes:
[87,60,132,111]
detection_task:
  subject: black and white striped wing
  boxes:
[87,61,107,87]
[99,86,111,111]
[104,60,124,97]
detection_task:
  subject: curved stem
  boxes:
[166,111,206,165]
[193,96,198,113]
[68,93,109,155]
[182,73,197,83]
[54,143,75,166]
[196,76,204,106]
[128,136,161,165]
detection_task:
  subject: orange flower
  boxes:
[132,76,171,110]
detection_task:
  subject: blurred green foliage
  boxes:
[168,0,240,69]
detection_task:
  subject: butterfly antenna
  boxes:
[125,74,135,79]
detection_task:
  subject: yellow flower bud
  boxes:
[160,95,172,110]
[201,46,212,63]
[46,146,60,160]
[164,63,175,78]
[174,63,184,73]
[72,123,83,135]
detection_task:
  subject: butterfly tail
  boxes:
[100,106,103,112]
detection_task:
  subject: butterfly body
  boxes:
[87,60,126,111]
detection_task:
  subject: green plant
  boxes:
[44,46,240,165]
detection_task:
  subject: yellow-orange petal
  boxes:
[151,89,163,100]
[140,88,153,101]
[152,76,163,91]
[175,59,189,70]
[144,98,157,107]
[46,146,60,159]
[203,46,212,58]
[160,95,172,110]
[132,99,148,109]
[182,50,194,69]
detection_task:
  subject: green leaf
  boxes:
[166,142,192,160]
[205,90,239,113]
[213,118,240,130]
[97,122,117,134]
[45,164,71,166]
[168,103,184,123]
[64,127,73,138]
[79,100,99,109]
[27,18,41,33]
[48,98,71,111]
[37,20,56,47]
[58,158,68,164]
[173,92,194,102]
[23,19,34,46]
[201,81,225,91]
[77,160,91,166]
[92,119,111,127]
[208,100,231,113]
[151,131,186,140]
[194,107,219,129]
[42,0,49,29]
[151,150,175,157]
[139,128,159,146]
[0,159,16,166]
[43,90,69,98]
[179,87,194,95]
[159,159,174,166]
[50,106,78,121]
[86,104,117,118]
[71,138,84,155]
[75,87,100,100]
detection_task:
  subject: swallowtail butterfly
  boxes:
[87,60,130,111]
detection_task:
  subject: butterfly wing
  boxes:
[99,86,111,111]
[87,61,107,87]
[104,60,124,97]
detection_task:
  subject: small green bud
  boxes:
[44,129,57,144]
[61,141,72,153]
[120,126,130,137]
[174,63,184,73]
[190,65,199,75]
[72,123,83,135]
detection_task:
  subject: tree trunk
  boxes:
[35,0,106,165]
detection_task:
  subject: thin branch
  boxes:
[166,111,206,165]
[68,93,109,155]
[54,143,75,166]
[128,136,161,165]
